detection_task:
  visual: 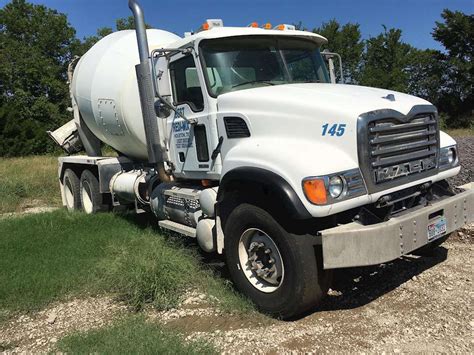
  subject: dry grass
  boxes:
[0,155,61,214]
[444,128,474,137]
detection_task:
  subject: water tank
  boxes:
[72,29,181,160]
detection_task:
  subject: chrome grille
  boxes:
[369,114,438,184]
[357,106,440,193]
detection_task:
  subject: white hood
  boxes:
[216,83,439,217]
[217,83,432,119]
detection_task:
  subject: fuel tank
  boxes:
[72,29,180,160]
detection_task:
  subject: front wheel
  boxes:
[224,203,331,319]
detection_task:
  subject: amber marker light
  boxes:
[248,22,259,28]
[201,179,212,187]
[263,23,272,29]
[303,178,327,205]
[202,22,210,30]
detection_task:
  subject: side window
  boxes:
[169,55,204,111]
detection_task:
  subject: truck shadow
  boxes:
[316,246,448,313]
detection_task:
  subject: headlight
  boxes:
[447,148,455,164]
[303,169,366,205]
[439,145,458,171]
[328,176,344,198]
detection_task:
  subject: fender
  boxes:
[218,166,312,220]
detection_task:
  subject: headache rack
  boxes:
[357,105,440,193]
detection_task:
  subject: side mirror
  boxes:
[322,50,344,84]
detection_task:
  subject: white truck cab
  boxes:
[49,1,473,319]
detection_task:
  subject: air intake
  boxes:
[224,117,250,138]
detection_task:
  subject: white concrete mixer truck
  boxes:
[49,0,473,318]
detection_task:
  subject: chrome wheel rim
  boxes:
[238,228,284,293]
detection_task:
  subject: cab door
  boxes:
[166,52,219,180]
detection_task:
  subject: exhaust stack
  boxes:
[128,0,168,176]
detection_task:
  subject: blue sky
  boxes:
[1,0,473,50]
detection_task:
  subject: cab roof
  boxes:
[168,26,328,49]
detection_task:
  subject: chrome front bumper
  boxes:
[321,183,474,269]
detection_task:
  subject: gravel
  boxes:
[2,233,472,353]
[184,232,474,353]
[0,297,126,353]
[448,136,474,187]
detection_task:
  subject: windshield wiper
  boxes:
[231,80,276,89]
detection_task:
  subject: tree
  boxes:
[75,16,152,56]
[313,20,364,84]
[405,49,446,104]
[0,0,76,156]
[359,26,414,92]
[432,10,473,128]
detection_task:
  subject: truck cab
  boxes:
[160,25,331,181]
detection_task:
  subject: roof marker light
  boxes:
[248,22,259,28]
[262,23,272,29]
[199,19,224,32]
[274,24,296,31]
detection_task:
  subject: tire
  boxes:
[63,169,81,211]
[224,203,332,319]
[80,169,106,214]
[412,235,449,257]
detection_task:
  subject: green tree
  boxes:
[432,10,473,128]
[313,19,364,84]
[359,26,414,92]
[75,16,152,56]
[116,16,153,31]
[405,49,446,103]
[0,0,76,156]
[72,26,113,56]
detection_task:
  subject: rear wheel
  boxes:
[80,169,105,214]
[63,169,81,211]
[224,203,331,319]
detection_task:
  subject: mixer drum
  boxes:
[72,29,180,160]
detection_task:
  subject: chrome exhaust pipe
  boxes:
[128,0,170,182]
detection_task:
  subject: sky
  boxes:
[1,0,473,50]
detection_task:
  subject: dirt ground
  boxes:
[1,226,472,353]
[180,226,474,353]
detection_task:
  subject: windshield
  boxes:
[200,36,330,97]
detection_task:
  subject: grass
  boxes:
[0,210,252,321]
[57,315,216,354]
[444,127,474,137]
[0,155,61,213]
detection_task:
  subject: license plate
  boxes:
[427,217,447,241]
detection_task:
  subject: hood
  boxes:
[216,83,441,218]
[216,83,436,184]
[217,83,432,119]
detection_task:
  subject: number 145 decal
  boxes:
[322,123,346,137]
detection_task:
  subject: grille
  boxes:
[224,117,250,138]
[369,114,438,184]
[363,113,439,188]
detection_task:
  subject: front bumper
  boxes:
[321,183,474,269]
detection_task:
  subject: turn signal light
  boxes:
[303,178,327,205]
